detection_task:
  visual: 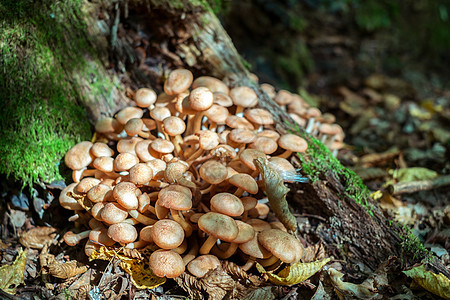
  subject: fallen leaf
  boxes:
[391,167,438,183]
[311,281,333,300]
[243,286,276,300]
[48,260,87,279]
[403,264,450,299]
[256,258,330,286]
[328,268,378,299]
[0,248,27,294]
[90,246,165,289]
[19,226,57,249]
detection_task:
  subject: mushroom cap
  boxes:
[260,83,276,99]
[268,157,296,179]
[240,197,258,211]
[225,116,254,130]
[135,140,155,162]
[158,184,192,210]
[289,113,307,127]
[210,193,244,217]
[65,141,93,170]
[100,202,128,224]
[246,218,272,232]
[306,107,322,118]
[87,184,112,203]
[93,156,114,173]
[228,174,258,194]
[248,203,270,218]
[319,123,341,135]
[164,160,189,183]
[233,220,255,244]
[244,108,274,125]
[149,249,185,278]
[116,106,144,125]
[229,86,258,108]
[258,229,303,263]
[113,182,139,210]
[91,142,114,157]
[135,88,157,108]
[117,137,143,155]
[114,152,139,172]
[257,130,280,141]
[150,219,185,249]
[164,69,193,95]
[198,212,238,242]
[249,137,278,154]
[239,234,271,259]
[163,116,186,136]
[187,254,221,278]
[239,149,266,171]
[150,138,175,154]
[89,227,115,246]
[189,87,214,111]
[124,118,144,137]
[150,106,171,122]
[213,92,233,107]
[192,76,229,94]
[129,163,153,185]
[139,225,153,242]
[197,130,219,150]
[228,128,257,144]
[59,183,83,210]
[146,159,166,180]
[274,90,294,106]
[278,134,308,153]
[204,104,229,124]
[95,117,122,134]
[107,222,138,244]
[211,144,236,160]
[75,177,101,194]
[199,160,227,184]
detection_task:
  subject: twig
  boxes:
[387,174,450,195]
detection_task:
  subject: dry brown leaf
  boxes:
[311,281,333,300]
[328,268,378,299]
[175,267,237,300]
[257,258,330,286]
[403,264,450,299]
[302,243,326,263]
[0,248,27,294]
[48,260,87,279]
[221,261,262,287]
[243,286,276,300]
[358,151,400,168]
[19,226,57,249]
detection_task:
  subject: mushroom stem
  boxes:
[183,236,199,265]
[186,148,205,166]
[305,118,316,133]
[199,235,218,255]
[241,257,256,271]
[173,239,188,255]
[171,209,193,237]
[192,113,206,134]
[125,240,149,249]
[276,150,293,159]
[234,188,244,197]
[63,230,90,246]
[128,209,157,225]
[212,242,238,259]
[258,255,279,267]
[170,135,184,158]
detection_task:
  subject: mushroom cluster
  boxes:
[60,69,337,279]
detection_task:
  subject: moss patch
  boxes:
[0,0,94,188]
[290,123,373,214]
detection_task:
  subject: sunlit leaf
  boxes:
[0,248,27,294]
[90,246,165,289]
[391,167,438,183]
[403,264,450,299]
[256,258,330,286]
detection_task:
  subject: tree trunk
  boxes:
[2,0,447,278]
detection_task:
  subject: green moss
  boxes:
[290,122,373,214]
[0,0,95,189]
[397,224,433,263]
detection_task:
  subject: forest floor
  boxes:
[0,2,449,300]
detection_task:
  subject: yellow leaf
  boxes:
[0,248,27,294]
[90,246,165,289]
[403,264,450,299]
[256,258,330,286]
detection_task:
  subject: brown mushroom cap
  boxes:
[113,182,139,210]
[90,142,114,157]
[199,160,227,184]
[258,229,303,263]
[163,116,186,136]
[150,138,175,155]
[204,104,229,125]
[268,157,296,179]
[244,108,274,126]
[95,117,122,134]
[114,153,139,172]
[228,174,258,194]
[100,202,128,224]
[59,183,83,210]
[229,86,258,108]
[93,156,114,173]
[189,87,214,111]
[210,193,244,217]
[187,254,221,278]
[135,88,157,108]
[239,149,266,171]
[198,212,238,242]
[278,134,308,153]
[246,218,272,232]
[233,220,255,244]
[158,184,192,210]
[260,83,276,99]
[107,222,138,244]
[249,137,278,154]
[65,141,93,170]
[213,92,233,107]
[150,219,185,249]
[75,178,101,194]
[225,116,254,130]
[89,227,115,246]
[146,159,166,180]
[197,130,219,150]
[239,234,271,259]
[139,225,153,242]
[87,184,112,203]
[274,90,294,106]
[228,128,257,145]
[240,197,258,211]
[135,140,155,162]
[164,69,193,95]
[192,76,229,94]
[257,130,280,141]
[116,106,144,125]
[129,163,153,185]
[149,249,185,278]
[117,137,143,155]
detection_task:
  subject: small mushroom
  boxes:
[277,134,308,159]
[108,222,138,244]
[187,254,221,278]
[149,249,185,278]
[198,212,238,255]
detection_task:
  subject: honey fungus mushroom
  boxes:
[198,212,238,255]
[149,249,185,278]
